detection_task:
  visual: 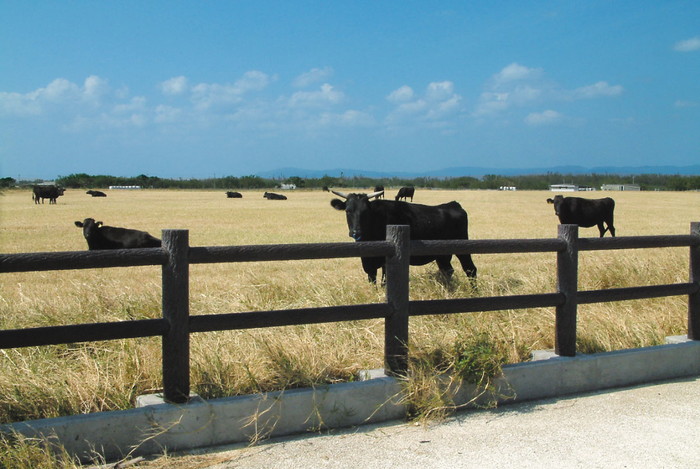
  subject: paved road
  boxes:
[168,377,700,468]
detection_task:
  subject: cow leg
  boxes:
[608,217,616,237]
[361,257,380,284]
[435,256,455,280]
[457,254,478,279]
[597,223,608,237]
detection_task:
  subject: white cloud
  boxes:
[525,110,562,125]
[493,63,542,85]
[160,76,189,95]
[83,76,109,101]
[0,91,42,116]
[385,81,463,127]
[233,70,273,93]
[190,71,272,110]
[426,81,455,102]
[293,67,334,88]
[387,85,414,103]
[674,36,700,52]
[318,110,375,127]
[675,100,699,108]
[573,81,623,99]
[288,83,344,108]
[113,96,147,114]
[0,76,113,117]
[155,105,182,123]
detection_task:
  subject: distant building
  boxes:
[499,186,517,191]
[108,186,142,190]
[549,184,579,192]
[279,183,297,190]
[601,184,640,191]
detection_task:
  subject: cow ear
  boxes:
[75,221,83,227]
[330,199,346,211]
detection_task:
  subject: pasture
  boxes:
[0,188,697,423]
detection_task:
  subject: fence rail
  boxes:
[1,222,699,404]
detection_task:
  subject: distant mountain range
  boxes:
[257,165,700,179]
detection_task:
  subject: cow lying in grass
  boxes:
[75,218,162,250]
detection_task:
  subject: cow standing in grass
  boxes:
[395,187,415,202]
[75,218,162,250]
[331,190,477,283]
[32,185,65,204]
[546,195,616,237]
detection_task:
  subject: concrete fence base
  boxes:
[3,336,700,463]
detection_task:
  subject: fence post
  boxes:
[689,222,700,340]
[385,225,410,377]
[161,229,190,403]
[556,224,579,356]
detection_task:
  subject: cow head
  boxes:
[330,190,384,241]
[546,195,564,216]
[75,218,103,237]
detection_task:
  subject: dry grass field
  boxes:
[0,187,698,425]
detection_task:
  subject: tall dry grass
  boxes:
[0,188,698,425]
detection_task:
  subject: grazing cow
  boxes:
[86,190,107,197]
[331,190,477,283]
[264,192,287,200]
[546,195,616,237]
[74,218,162,250]
[374,186,385,198]
[322,186,330,192]
[395,186,415,202]
[226,191,243,198]
[32,185,65,204]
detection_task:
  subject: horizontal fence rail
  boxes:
[1,222,699,403]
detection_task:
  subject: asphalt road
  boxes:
[168,376,700,468]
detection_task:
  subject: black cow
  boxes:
[264,192,287,200]
[331,190,477,283]
[374,186,385,198]
[546,195,616,237]
[226,191,243,198]
[86,190,107,197]
[322,186,330,192]
[395,187,415,202]
[74,218,162,250]
[32,185,65,204]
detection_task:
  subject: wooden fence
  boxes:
[1,223,699,404]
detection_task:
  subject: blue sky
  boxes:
[1,1,699,179]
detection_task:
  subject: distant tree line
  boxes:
[2,172,698,191]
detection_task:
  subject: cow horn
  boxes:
[331,190,349,199]
[367,190,384,199]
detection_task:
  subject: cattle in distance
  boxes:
[546,195,616,237]
[74,218,162,250]
[395,186,415,202]
[226,191,243,198]
[373,186,385,198]
[330,190,477,283]
[32,185,65,204]
[263,192,287,200]
[86,190,107,197]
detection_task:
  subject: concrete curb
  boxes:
[3,336,699,463]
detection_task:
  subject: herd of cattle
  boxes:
[31,184,616,283]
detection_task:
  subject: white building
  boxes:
[601,184,641,191]
[549,184,578,192]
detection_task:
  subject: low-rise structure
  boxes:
[601,184,640,191]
